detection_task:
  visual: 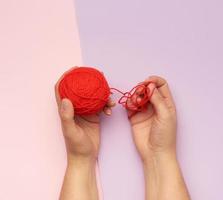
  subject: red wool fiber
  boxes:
[110,84,154,118]
[58,67,110,115]
[58,66,154,117]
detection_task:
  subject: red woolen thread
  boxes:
[110,83,154,118]
[58,66,154,118]
[58,67,110,115]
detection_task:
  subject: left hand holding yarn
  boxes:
[55,67,115,165]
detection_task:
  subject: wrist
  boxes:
[66,155,97,186]
[62,154,99,200]
[67,154,97,169]
[143,150,190,200]
[143,149,178,171]
[143,150,179,196]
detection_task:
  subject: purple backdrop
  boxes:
[74,0,223,199]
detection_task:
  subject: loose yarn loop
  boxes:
[58,67,110,115]
[110,83,154,118]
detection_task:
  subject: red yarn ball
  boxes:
[58,67,110,115]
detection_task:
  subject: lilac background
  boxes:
[74,0,223,199]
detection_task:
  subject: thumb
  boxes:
[59,98,75,130]
[147,83,168,116]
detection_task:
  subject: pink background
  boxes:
[0,0,82,199]
[1,0,223,199]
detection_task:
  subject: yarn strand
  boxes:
[110,82,154,118]
[59,66,155,118]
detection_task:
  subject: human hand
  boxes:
[55,67,115,165]
[129,76,190,200]
[129,76,177,165]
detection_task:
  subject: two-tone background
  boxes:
[0,0,223,199]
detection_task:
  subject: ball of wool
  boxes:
[58,67,110,115]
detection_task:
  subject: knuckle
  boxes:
[155,95,165,106]
[157,100,165,109]
[163,109,176,120]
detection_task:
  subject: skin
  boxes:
[55,67,115,200]
[129,76,191,200]
[55,68,190,200]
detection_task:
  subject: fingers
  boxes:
[147,84,169,116]
[103,98,116,116]
[107,98,116,107]
[103,106,112,116]
[145,76,175,110]
[59,98,76,131]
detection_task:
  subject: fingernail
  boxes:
[61,99,69,111]
[107,109,112,115]
[147,83,156,92]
